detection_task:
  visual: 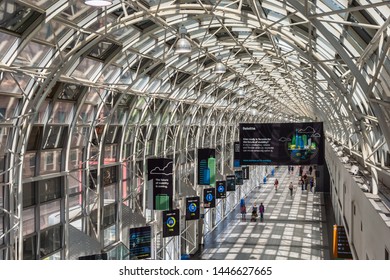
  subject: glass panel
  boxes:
[14,41,51,67]
[27,126,43,150]
[0,185,3,210]
[35,100,49,124]
[0,32,17,61]
[77,104,94,124]
[106,242,130,260]
[22,208,35,236]
[68,170,82,195]
[71,57,103,80]
[23,235,36,260]
[69,194,82,220]
[0,96,18,122]
[40,200,61,229]
[38,177,61,203]
[105,126,121,144]
[41,251,61,260]
[49,102,73,124]
[71,127,88,147]
[23,183,35,208]
[103,166,117,185]
[104,145,117,163]
[68,149,82,171]
[0,216,3,245]
[43,126,66,149]
[103,224,116,247]
[104,184,116,202]
[102,203,116,227]
[23,152,36,178]
[39,225,62,258]
[39,150,61,175]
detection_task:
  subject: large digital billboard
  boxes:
[239,122,324,166]
[197,148,216,186]
[147,158,173,210]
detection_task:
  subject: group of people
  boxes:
[240,202,265,222]
[239,166,315,222]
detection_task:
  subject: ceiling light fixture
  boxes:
[237,87,245,97]
[214,54,226,74]
[175,25,191,54]
[85,0,113,6]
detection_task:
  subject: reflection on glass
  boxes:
[22,208,35,236]
[40,200,61,230]
[39,225,62,258]
[103,224,116,247]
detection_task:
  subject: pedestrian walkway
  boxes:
[194,166,331,260]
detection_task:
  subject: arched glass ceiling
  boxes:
[0,0,389,165]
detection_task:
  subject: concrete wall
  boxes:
[326,142,390,260]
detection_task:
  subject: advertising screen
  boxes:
[233,142,241,168]
[162,209,180,238]
[235,170,244,185]
[239,122,324,166]
[242,166,249,180]
[129,226,152,260]
[226,175,236,191]
[197,148,216,186]
[185,197,200,220]
[215,181,226,199]
[147,158,173,210]
[203,188,216,208]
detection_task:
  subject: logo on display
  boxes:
[166,217,176,228]
[206,193,214,202]
[217,185,224,193]
[188,203,197,213]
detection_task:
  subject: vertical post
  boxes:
[333,224,338,259]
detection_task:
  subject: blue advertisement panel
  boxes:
[185,196,200,220]
[216,181,226,199]
[197,148,216,186]
[203,188,216,208]
[239,122,324,166]
[129,226,151,260]
[162,209,180,238]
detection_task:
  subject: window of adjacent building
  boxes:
[38,178,61,203]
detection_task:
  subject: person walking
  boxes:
[240,204,247,221]
[259,203,265,222]
[288,181,294,197]
[251,203,258,222]
[310,177,314,192]
[309,166,313,175]
[274,178,279,191]
[299,177,304,190]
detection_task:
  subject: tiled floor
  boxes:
[195,166,331,260]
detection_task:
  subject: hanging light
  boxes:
[175,25,191,54]
[237,87,245,97]
[214,54,226,74]
[251,108,258,116]
[85,0,113,6]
